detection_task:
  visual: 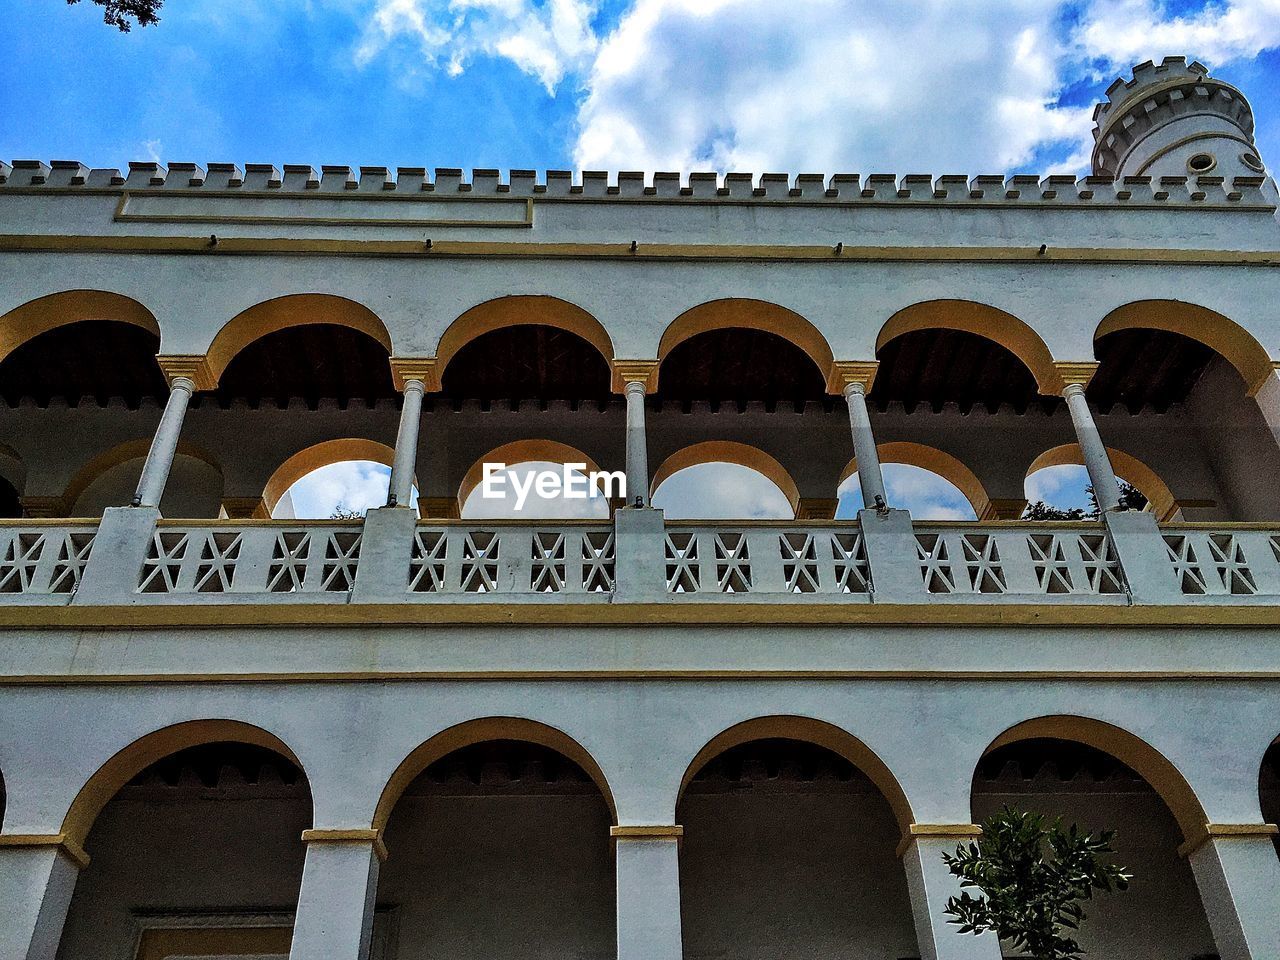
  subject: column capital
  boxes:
[895,822,983,859]
[389,357,440,392]
[20,495,69,519]
[796,497,838,520]
[1178,823,1279,858]
[978,498,1028,522]
[829,360,878,393]
[418,496,460,520]
[1053,360,1100,390]
[611,359,659,393]
[220,496,270,520]
[300,828,388,862]
[0,834,90,869]
[156,355,216,391]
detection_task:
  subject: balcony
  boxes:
[1,508,1275,613]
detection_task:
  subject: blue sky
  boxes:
[5,0,1278,518]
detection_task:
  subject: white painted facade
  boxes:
[1,56,1279,960]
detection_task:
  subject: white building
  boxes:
[0,56,1278,960]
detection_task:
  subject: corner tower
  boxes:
[1092,56,1267,180]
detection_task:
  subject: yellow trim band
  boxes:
[301,828,388,862]
[895,823,983,858]
[0,834,91,869]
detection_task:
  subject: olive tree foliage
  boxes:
[65,0,162,31]
[943,807,1132,960]
[1022,479,1148,521]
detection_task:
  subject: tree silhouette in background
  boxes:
[66,0,161,31]
[1023,480,1148,521]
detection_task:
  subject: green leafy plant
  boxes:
[66,0,162,32]
[943,807,1132,959]
[1022,480,1148,521]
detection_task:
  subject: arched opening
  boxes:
[651,442,798,519]
[374,718,615,957]
[64,440,224,518]
[437,296,614,404]
[262,439,402,519]
[974,718,1215,958]
[1094,301,1279,521]
[678,718,916,959]
[837,442,986,520]
[656,300,833,408]
[0,291,165,408]
[58,721,311,959]
[1024,444,1170,520]
[458,441,613,519]
[874,300,1062,413]
[207,295,396,408]
[0,444,25,519]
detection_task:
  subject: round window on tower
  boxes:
[1187,153,1217,174]
[1241,152,1265,173]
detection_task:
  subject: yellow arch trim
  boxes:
[650,441,800,515]
[1096,300,1274,396]
[1026,443,1178,521]
[658,298,837,393]
[457,440,607,512]
[373,717,617,834]
[982,715,1207,843]
[63,439,223,516]
[678,716,914,836]
[435,295,615,380]
[840,441,988,519]
[0,290,160,365]
[262,439,396,515]
[206,294,393,386]
[877,299,1063,396]
[62,719,306,849]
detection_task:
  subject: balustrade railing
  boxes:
[1,512,1277,607]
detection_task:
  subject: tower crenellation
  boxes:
[1092,55,1266,180]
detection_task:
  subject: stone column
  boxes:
[387,379,425,508]
[839,368,887,509]
[1056,364,1122,513]
[289,830,384,960]
[612,362,658,507]
[1183,825,1280,960]
[900,825,1004,960]
[612,826,683,960]
[0,836,88,960]
[132,376,195,509]
[624,381,650,506]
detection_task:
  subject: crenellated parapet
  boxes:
[1092,56,1266,181]
[0,160,1272,209]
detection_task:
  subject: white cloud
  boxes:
[653,463,792,519]
[1024,463,1091,509]
[281,460,408,518]
[1075,0,1280,69]
[839,465,976,520]
[357,0,599,91]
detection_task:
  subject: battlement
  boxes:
[0,160,1272,209]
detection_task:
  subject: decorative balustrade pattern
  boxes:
[664,527,871,595]
[138,525,363,594]
[2,518,1279,605]
[913,526,1124,596]
[0,524,97,597]
[409,526,615,594]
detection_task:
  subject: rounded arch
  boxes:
[650,441,800,514]
[877,300,1062,396]
[678,716,913,836]
[262,439,396,515]
[840,441,989,519]
[206,294,393,385]
[374,717,617,833]
[63,439,222,516]
[1026,443,1176,520]
[62,719,305,849]
[458,440,605,509]
[658,299,835,391]
[981,716,1207,842]
[1097,300,1273,396]
[0,290,159,364]
[435,296,615,375]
